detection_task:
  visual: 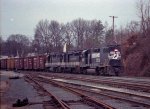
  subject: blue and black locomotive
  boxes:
[45,44,122,76]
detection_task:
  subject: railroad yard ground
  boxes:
[0,70,150,109]
[0,71,46,109]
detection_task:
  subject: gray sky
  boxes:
[1,0,139,39]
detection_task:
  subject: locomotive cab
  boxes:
[107,45,122,76]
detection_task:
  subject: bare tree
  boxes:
[137,0,150,37]
[71,18,87,49]
[105,29,114,44]
[70,18,104,49]
[34,19,52,53]
[34,18,105,52]
[61,23,75,51]
[127,21,140,34]
[0,36,4,56]
[49,20,62,52]
[83,20,104,48]
[115,21,140,44]
[5,34,30,56]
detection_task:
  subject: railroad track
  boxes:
[26,75,71,109]
[25,74,116,109]
[23,71,150,86]
[41,73,150,92]
[37,74,150,108]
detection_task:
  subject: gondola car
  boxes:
[14,57,19,70]
[7,57,15,70]
[33,56,38,70]
[28,56,33,70]
[0,58,7,70]
[19,57,24,70]
[33,55,46,71]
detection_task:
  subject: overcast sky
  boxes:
[1,0,139,39]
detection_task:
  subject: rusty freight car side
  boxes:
[38,55,46,70]
[0,58,7,70]
[19,57,24,70]
[33,55,46,71]
[14,57,19,70]
[28,56,33,70]
[33,56,38,70]
[7,57,15,70]
[24,58,28,70]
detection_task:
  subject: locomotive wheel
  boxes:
[83,69,87,75]
[99,68,105,75]
[61,68,65,73]
[71,68,76,74]
[78,67,82,74]
[106,66,115,76]
[114,67,121,76]
[96,67,100,75]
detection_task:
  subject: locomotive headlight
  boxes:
[108,49,121,60]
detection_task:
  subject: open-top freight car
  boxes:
[0,54,46,71]
[14,57,19,70]
[23,56,34,70]
[33,55,46,71]
[14,57,24,70]
[7,57,15,70]
[0,57,7,69]
[19,57,24,70]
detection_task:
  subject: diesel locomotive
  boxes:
[45,44,122,76]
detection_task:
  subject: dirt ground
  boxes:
[0,71,44,109]
[0,80,9,109]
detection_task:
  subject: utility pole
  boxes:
[109,16,118,43]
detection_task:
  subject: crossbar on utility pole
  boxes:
[109,16,118,43]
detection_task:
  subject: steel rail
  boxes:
[37,76,116,109]
[25,75,70,109]
[61,82,150,107]
[46,74,150,92]
[38,75,150,103]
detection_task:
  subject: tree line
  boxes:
[0,0,149,57]
[1,19,111,57]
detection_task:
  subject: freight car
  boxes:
[14,57,19,70]
[45,45,122,76]
[19,57,24,70]
[23,56,34,70]
[7,57,15,70]
[33,55,46,71]
[23,57,28,70]
[0,57,7,69]
[14,57,24,70]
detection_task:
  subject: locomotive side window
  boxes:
[68,52,81,62]
[91,48,100,63]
